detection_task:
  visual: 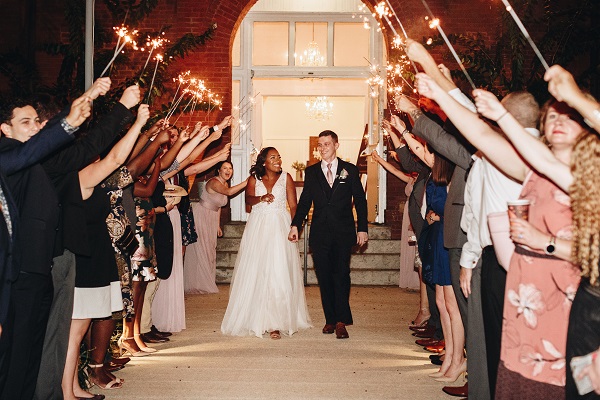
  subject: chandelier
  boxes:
[305,96,334,121]
[299,24,326,67]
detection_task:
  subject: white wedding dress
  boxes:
[221,172,312,338]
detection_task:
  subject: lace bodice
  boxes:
[252,172,288,215]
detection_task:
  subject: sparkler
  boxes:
[146,54,163,104]
[500,0,549,70]
[139,34,167,81]
[100,27,139,77]
[232,92,260,144]
[420,0,476,90]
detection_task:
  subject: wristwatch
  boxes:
[544,235,556,255]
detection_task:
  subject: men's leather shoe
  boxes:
[442,382,468,397]
[424,343,445,353]
[151,325,172,338]
[140,332,169,343]
[415,338,442,347]
[413,330,434,338]
[430,355,443,365]
[409,325,434,333]
[322,324,335,334]
[335,322,349,339]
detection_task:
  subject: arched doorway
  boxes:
[228,0,387,223]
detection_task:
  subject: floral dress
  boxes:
[131,193,158,282]
[496,171,580,398]
[102,166,135,318]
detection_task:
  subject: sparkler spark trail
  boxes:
[500,0,549,70]
[419,0,476,90]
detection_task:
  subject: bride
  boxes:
[221,147,312,339]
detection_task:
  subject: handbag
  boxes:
[487,211,514,271]
[114,225,139,257]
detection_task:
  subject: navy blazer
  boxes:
[292,158,368,245]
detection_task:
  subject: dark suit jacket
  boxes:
[0,118,76,276]
[0,173,18,325]
[413,115,473,249]
[292,159,368,245]
[42,102,133,257]
[397,145,428,238]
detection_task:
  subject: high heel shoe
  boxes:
[434,360,467,383]
[134,333,158,353]
[118,336,150,357]
[428,370,446,378]
[409,308,431,328]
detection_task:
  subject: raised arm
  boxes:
[127,127,170,179]
[405,38,457,93]
[371,150,411,183]
[473,88,572,191]
[133,157,161,198]
[206,175,248,197]
[79,104,150,199]
[183,143,231,177]
[416,73,528,182]
[545,65,600,134]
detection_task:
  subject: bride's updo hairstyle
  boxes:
[249,147,276,180]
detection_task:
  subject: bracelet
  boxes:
[496,110,509,122]
[401,129,410,137]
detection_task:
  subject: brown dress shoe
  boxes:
[140,332,169,343]
[442,382,468,397]
[424,343,446,353]
[322,324,335,334]
[413,331,435,338]
[335,322,349,339]
[151,325,172,338]
[415,338,442,347]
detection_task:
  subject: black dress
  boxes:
[73,187,122,319]
[152,181,174,280]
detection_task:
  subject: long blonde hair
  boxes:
[570,130,600,285]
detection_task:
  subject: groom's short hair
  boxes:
[318,130,338,143]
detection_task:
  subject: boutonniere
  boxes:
[338,168,349,180]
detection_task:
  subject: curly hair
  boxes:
[570,129,600,286]
[249,147,276,179]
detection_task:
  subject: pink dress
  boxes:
[498,171,580,393]
[398,177,419,289]
[183,179,228,294]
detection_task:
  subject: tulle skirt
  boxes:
[221,209,312,338]
[152,208,186,332]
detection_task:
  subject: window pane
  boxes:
[253,22,289,66]
[232,28,241,67]
[333,22,369,66]
[294,22,328,66]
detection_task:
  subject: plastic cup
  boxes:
[507,199,530,221]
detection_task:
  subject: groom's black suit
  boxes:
[292,158,367,325]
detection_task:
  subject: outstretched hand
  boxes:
[405,38,431,66]
[544,65,581,105]
[84,77,111,100]
[217,115,233,131]
[415,73,443,100]
[394,94,419,114]
[288,226,299,243]
[119,85,141,109]
[390,115,406,133]
[65,96,92,127]
[473,89,506,121]
[134,104,150,127]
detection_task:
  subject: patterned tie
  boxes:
[327,163,333,187]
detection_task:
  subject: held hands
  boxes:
[473,89,507,121]
[84,77,111,100]
[119,85,141,109]
[544,65,582,106]
[288,226,299,243]
[65,96,92,127]
[459,267,472,298]
[134,104,150,127]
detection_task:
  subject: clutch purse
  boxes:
[487,211,514,271]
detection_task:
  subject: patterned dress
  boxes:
[496,171,580,399]
[131,194,158,282]
[102,166,135,318]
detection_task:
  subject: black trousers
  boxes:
[310,233,353,326]
[481,246,507,400]
[565,279,600,400]
[0,271,53,400]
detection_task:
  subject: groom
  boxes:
[289,130,368,339]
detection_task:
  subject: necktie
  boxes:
[327,163,333,187]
